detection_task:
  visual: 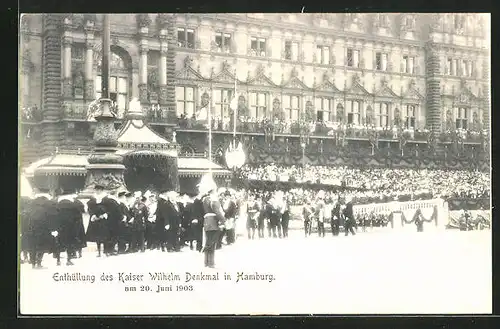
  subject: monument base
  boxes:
[78,164,126,198]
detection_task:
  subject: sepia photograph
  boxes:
[18,13,491,315]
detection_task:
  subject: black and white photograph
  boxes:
[18,13,491,315]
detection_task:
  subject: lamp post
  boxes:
[225,142,246,187]
[80,14,125,197]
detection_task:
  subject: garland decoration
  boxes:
[388,205,438,226]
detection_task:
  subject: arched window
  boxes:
[95,49,131,118]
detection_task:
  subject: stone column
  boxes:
[84,32,94,101]
[159,42,168,105]
[425,41,442,132]
[138,44,149,103]
[62,35,73,99]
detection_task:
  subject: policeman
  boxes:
[201,180,225,268]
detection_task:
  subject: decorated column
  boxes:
[425,41,442,132]
[157,14,169,106]
[84,17,95,101]
[137,14,151,104]
[81,14,125,196]
[62,34,73,99]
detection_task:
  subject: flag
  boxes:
[230,96,238,111]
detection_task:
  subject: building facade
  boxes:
[20,13,490,172]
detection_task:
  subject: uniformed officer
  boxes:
[201,180,225,268]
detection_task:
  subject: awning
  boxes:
[22,153,230,177]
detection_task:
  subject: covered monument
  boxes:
[22,99,231,194]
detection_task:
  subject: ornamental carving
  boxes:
[93,121,119,147]
[201,92,210,108]
[400,14,416,31]
[365,106,374,125]
[72,71,85,97]
[148,70,158,91]
[83,14,97,26]
[374,13,391,29]
[137,14,152,28]
[183,55,193,68]
[156,14,169,29]
[85,171,125,191]
[430,14,443,32]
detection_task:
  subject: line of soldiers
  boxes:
[244,191,291,240]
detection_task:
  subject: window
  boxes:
[177,28,195,49]
[283,95,300,121]
[95,75,128,114]
[284,41,299,61]
[376,52,388,71]
[347,100,361,125]
[315,97,332,122]
[347,48,359,68]
[405,105,416,129]
[377,103,390,127]
[215,32,232,53]
[213,89,233,118]
[249,92,268,118]
[461,60,474,77]
[71,44,85,61]
[175,86,195,117]
[453,59,459,76]
[250,37,267,56]
[402,55,415,74]
[316,45,330,65]
[455,107,468,129]
[454,15,465,30]
[446,58,452,75]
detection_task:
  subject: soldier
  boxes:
[130,196,148,253]
[303,201,314,237]
[331,199,341,236]
[281,197,290,238]
[201,181,225,268]
[257,197,266,239]
[315,191,326,238]
[190,187,205,251]
[343,196,356,236]
[223,191,238,245]
[246,194,259,240]
[86,185,110,257]
[179,194,192,248]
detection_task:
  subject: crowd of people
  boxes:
[239,164,490,202]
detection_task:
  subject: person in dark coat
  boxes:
[281,200,290,238]
[130,196,148,253]
[223,191,238,245]
[415,210,424,232]
[73,198,87,258]
[27,194,55,269]
[303,201,314,237]
[20,197,32,264]
[116,192,130,254]
[202,182,225,268]
[257,197,266,238]
[343,197,356,236]
[86,185,110,257]
[145,193,159,250]
[102,192,123,255]
[331,201,341,236]
[54,195,82,266]
[165,191,182,252]
[155,190,169,252]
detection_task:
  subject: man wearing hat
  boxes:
[102,191,123,256]
[86,185,111,257]
[201,180,225,268]
[26,193,56,269]
[164,191,182,252]
[155,189,169,252]
[117,191,131,253]
[145,192,159,250]
[246,194,259,240]
[343,196,356,236]
[129,195,148,252]
[54,194,82,266]
[331,198,341,236]
[223,190,238,245]
[315,191,326,238]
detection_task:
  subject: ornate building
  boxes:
[20,13,490,191]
